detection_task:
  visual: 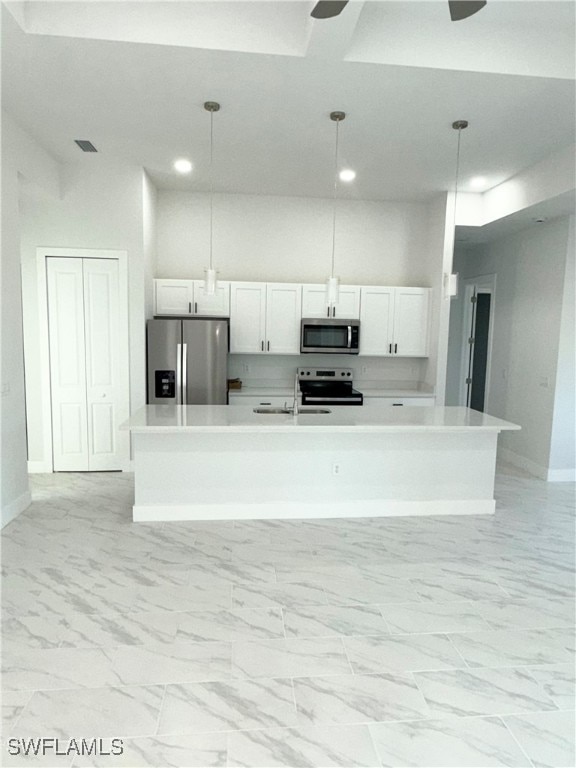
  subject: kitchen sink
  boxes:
[253,408,293,414]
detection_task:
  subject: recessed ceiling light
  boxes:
[174,158,193,174]
[339,169,356,182]
[469,176,487,190]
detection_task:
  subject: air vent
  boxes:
[74,140,98,152]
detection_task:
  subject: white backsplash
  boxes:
[228,354,426,390]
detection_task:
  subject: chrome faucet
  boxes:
[293,372,300,416]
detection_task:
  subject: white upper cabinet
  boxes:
[265,283,302,354]
[393,288,430,357]
[230,282,302,355]
[359,286,430,357]
[155,279,194,315]
[192,280,231,317]
[359,287,395,356]
[301,284,360,319]
[154,279,230,317]
[230,283,267,354]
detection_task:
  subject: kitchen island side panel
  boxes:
[132,430,498,521]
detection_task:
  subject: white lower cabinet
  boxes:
[228,395,293,408]
[363,397,436,408]
[230,282,302,355]
[154,278,230,317]
[359,286,430,357]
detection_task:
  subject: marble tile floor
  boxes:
[1,467,574,767]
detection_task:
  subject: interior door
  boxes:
[467,292,492,411]
[47,258,89,471]
[83,258,127,470]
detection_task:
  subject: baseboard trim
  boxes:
[1,489,32,528]
[27,460,52,474]
[133,498,495,522]
[498,448,548,480]
[547,468,576,482]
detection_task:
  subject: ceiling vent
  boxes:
[74,139,98,152]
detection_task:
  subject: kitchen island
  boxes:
[123,405,519,521]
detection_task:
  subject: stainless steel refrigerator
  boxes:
[147,319,228,404]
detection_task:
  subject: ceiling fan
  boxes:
[311,1,487,22]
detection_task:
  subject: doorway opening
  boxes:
[459,276,496,412]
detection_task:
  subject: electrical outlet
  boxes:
[332,463,340,476]
[361,366,368,375]
[243,364,250,373]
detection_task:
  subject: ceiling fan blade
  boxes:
[448,0,487,21]
[311,1,349,19]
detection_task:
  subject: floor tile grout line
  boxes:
[498,715,538,768]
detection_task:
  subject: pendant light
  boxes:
[204,101,220,295]
[445,119,468,299]
[326,110,345,306]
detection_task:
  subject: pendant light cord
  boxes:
[209,108,214,272]
[331,117,340,279]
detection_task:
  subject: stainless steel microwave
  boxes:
[300,318,360,354]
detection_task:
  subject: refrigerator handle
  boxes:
[176,343,182,404]
[182,343,188,404]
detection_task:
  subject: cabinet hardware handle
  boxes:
[332,306,336,317]
[327,307,330,317]
[261,340,264,351]
[393,403,403,406]
[267,341,270,351]
[394,343,398,353]
[194,302,198,314]
[188,302,192,313]
[389,343,392,353]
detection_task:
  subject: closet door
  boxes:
[83,258,125,470]
[47,258,89,471]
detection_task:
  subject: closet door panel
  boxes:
[83,258,124,470]
[47,257,89,471]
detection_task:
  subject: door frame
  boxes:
[34,247,130,473]
[459,273,496,410]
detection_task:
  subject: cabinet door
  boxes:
[359,287,395,356]
[301,284,330,318]
[230,283,267,354]
[333,286,361,319]
[393,288,430,357]
[193,280,230,317]
[265,283,302,354]
[155,279,194,315]
[47,258,90,471]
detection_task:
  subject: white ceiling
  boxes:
[2,1,575,202]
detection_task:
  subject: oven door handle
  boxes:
[347,325,352,348]
[303,396,363,402]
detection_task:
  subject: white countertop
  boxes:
[123,405,520,434]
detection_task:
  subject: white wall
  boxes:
[156,191,433,286]
[549,215,575,481]
[1,112,61,524]
[447,217,571,477]
[142,170,157,321]
[20,160,149,467]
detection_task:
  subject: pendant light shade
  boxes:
[326,110,345,306]
[446,119,468,300]
[204,101,220,295]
